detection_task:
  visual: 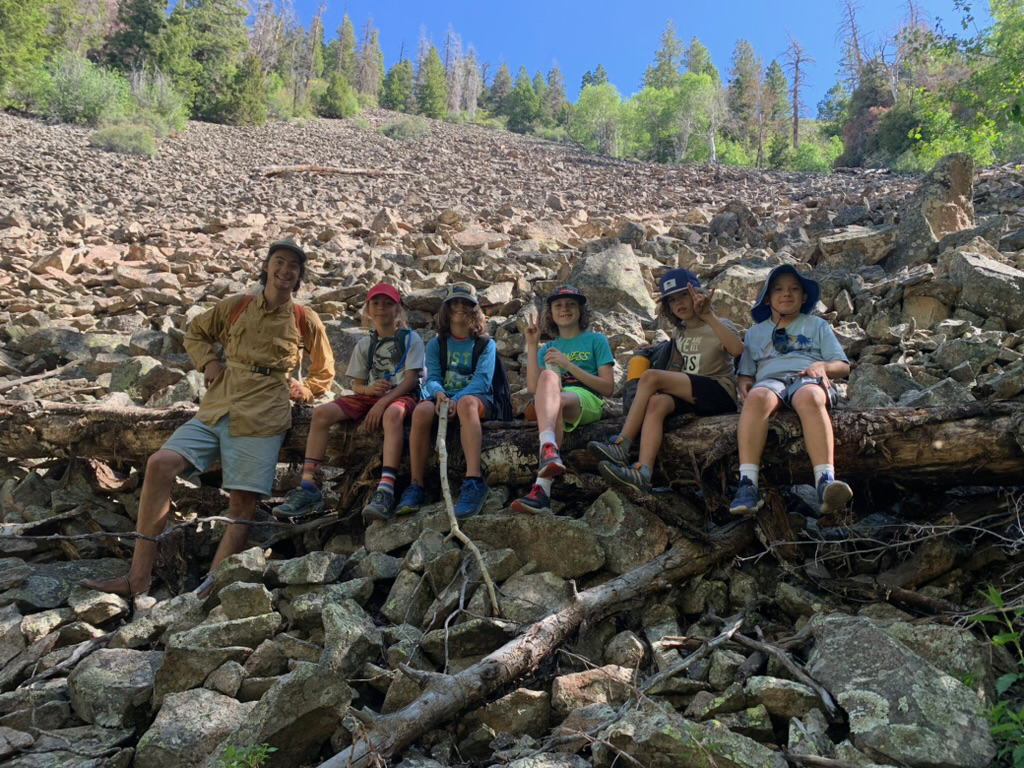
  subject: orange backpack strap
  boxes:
[228,294,255,327]
[293,304,306,344]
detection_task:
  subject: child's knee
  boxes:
[382,405,406,428]
[457,396,480,420]
[538,369,561,390]
[649,393,675,415]
[311,402,340,426]
[791,385,827,411]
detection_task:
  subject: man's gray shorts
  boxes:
[162,417,285,498]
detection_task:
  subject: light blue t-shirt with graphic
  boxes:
[421,335,495,404]
[738,314,847,383]
[538,331,615,393]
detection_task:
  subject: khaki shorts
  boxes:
[563,386,604,433]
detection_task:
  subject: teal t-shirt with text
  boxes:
[538,331,614,393]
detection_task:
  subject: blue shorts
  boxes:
[162,417,285,498]
[752,375,838,410]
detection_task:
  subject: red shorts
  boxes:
[333,394,418,422]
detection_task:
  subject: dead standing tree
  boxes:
[783,33,815,148]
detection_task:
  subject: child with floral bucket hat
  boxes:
[730,264,852,518]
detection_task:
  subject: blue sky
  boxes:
[291,1,991,115]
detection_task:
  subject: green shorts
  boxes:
[563,386,604,433]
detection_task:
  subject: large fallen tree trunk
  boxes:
[2,400,1023,488]
[316,521,755,768]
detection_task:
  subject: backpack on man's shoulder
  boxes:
[438,334,514,421]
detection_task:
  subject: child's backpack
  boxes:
[366,328,412,375]
[438,335,514,421]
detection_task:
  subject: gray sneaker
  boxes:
[362,489,395,522]
[588,436,629,467]
[274,486,325,520]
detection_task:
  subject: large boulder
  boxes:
[565,243,657,319]
[806,614,995,767]
[135,688,255,768]
[67,649,163,728]
[888,153,975,271]
[945,237,1024,330]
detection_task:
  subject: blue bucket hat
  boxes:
[659,269,701,298]
[751,265,820,323]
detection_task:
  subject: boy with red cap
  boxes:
[275,282,425,523]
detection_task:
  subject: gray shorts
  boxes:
[752,375,837,410]
[162,417,285,498]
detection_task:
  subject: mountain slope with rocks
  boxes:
[1,110,1023,768]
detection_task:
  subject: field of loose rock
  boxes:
[1,109,1024,768]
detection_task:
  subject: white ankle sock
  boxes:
[539,430,557,448]
[739,464,759,487]
[813,464,834,486]
[535,477,553,494]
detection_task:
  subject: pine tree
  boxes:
[727,39,763,159]
[644,20,683,90]
[545,63,567,125]
[173,0,250,123]
[505,66,541,133]
[581,64,608,89]
[355,20,382,100]
[319,70,358,117]
[338,14,357,81]
[106,0,166,72]
[381,57,414,112]
[684,37,718,83]
[488,60,512,114]
[415,45,447,118]
[0,0,52,101]
[763,60,790,166]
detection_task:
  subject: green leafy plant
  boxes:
[215,743,277,768]
[973,584,1024,768]
[88,124,156,156]
[380,117,430,141]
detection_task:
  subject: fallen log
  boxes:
[317,521,755,768]
[2,400,1023,489]
[254,164,412,177]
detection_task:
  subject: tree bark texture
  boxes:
[317,521,755,768]
[2,400,1023,489]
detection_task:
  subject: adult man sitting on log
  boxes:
[82,241,335,597]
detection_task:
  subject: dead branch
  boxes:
[255,165,413,177]
[0,362,78,394]
[436,408,500,617]
[316,522,755,768]
[731,631,839,718]
[642,607,749,694]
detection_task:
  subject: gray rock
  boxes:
[847,363,922,406]
[168,613,282,650]
[205,660,247,697]
[934,335,1003,373]
[462,514,604,579]
[266,551,346,586]
[135,688,255,768]
[152,644,252,709]
[889,153,975,271]
[604,630,646,668]
[1,558,127,611]
[319,600,382,677]
[67,648,162,728]
[381,570,434,627]
[463,687,550,740]
[499,571,569,623]
[279,578,374,627]
[421,618,518,666]
[551,665,634,717]
[3,724,134,767]
[67,586,129,626]
[745,675,825,718]
[946,238,1024,330]
[202,661,352,768]
[817,225,897,267]
[593,706,787,768]
[897,377,975,407]
[566,243,657,318]
[582,489,669,574]
[216,582,274,620]
[806,614,995,767]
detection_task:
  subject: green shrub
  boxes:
[972,585,1024,768]
[351,116,372,131]
[265,73,294,120]
[380,117,430,141]
[128,67,188,136]
[717,139,751,166]
[318,72,359,119]
[215,743,277,768]
[88,123,156,156]
[44,52,132,126]
[533,124,571,143]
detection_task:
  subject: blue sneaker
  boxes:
[598,461,651,494]
[588,436,630,467]
[395,483,426,516]
[454,477,489,519]
[362,489,395,522]
[274,486,325,520]
[817,472,853,516]
[729,477,763,516]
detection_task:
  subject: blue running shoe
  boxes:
[362,489,395,522]
[454,477,489,519]
[598,461,652,494]
[729,477,763,516]
[395,483,427,515]
[587,435,630,467]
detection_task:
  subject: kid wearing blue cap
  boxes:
[588,269,743,493]
[729,265,852,518]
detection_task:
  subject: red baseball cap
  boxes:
[367,283,401,303]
